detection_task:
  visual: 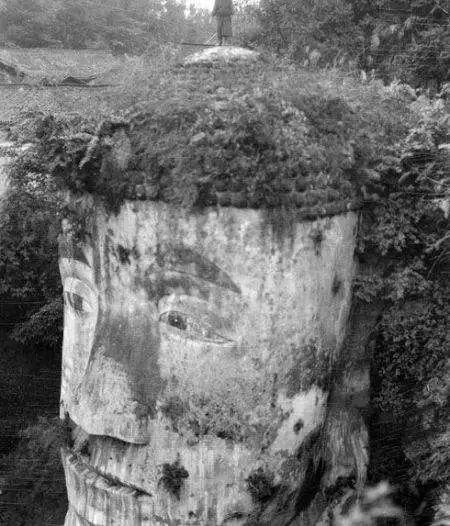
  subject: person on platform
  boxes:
[212,0,234,46]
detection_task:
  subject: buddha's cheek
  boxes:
[61,309,97,413]
[157,329,267,440]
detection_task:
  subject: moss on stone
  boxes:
[285,342,332,397]
[159,396,188,434]
[32,55,417,214]
[158,458,189,500]
[245,468,277,504]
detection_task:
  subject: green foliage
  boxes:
[375,292,448,417]
[0,151,61,299]
[0,147,63,352]
[11,297,63,351]
[253,0,360,67]
[0,416,67,525]
[33,58,428,212]
[0,0,214,53]
[353,0,450,90]
[355,92,449,501]
[372,292,449,487]
[250,0,449,89]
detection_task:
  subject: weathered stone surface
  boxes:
[59,200,361,525]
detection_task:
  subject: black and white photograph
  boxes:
[0,0,448,524]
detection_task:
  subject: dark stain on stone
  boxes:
[296,429,321,463]
[159,458,189,500]
[324,475,355,501]
[84,306,162,418]
[117,244,131,264]
[289,428,326,514]
[246,430,328,525]
[341,492,357,516]
[116,244,139,264]
[270,373,278,408]
[60,413,74,449]
[160,396,188,433]
[244,482,296,526]
[332,275,342,295]
[223,511,245,523]
[262,208,298,249]
[246,468,277,504]
[216,429,237,441]
[207,496,218,520]
[155,243,240,294]
[285,343,332,396]
[142,270,206,303]
[293,456,326,513]
[309,227,323,256]
[78,437,91,457]
[293,419,304,434]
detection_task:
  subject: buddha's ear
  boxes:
[317,301,378,497]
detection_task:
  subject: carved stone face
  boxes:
[59,201,357,526]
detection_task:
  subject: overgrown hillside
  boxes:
[0,0,214,53]
[248,0,450,91]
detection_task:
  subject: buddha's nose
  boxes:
[69,306,162,444]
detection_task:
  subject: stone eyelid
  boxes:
[64,277,98,317]
[159,310,234,345]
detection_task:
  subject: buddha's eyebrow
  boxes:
[154,244,241,294]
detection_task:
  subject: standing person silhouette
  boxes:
[212,0,234,46]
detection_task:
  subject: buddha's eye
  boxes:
[165,311,187,331]
[63,277,97,318]
[159,310,232,344]
[65,291,93,316]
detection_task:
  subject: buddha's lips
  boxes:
[62,418,260,525]
[62,447,155,526]
[62,447,251,526]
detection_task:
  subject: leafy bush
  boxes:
[373,293,449,485]
[0,417,67,526]
[34,57,428,213]
[250,0,449,89]
[355,93,449,510]
[356,0,450,90]
[11,297,63,351]
[0,146,63,353]
[253,0,361,67]
[0,0,214,53]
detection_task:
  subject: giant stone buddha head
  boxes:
[58,47,365,526]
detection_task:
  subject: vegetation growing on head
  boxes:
[31,55,428,213]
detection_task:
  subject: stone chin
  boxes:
[61,420,259,526]
[59,201,358,525]
[62,448,154,526]
[62,386,330,526]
